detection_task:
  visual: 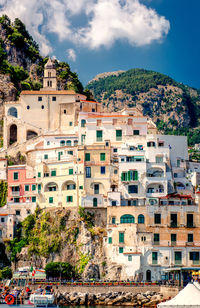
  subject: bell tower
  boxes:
[42,58,57,90]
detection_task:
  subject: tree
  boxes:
[45,262,74,279]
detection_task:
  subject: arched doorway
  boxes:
[9,124,17,145]
[27,130,38,140]
[146,270,151,282]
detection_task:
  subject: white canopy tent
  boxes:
[158,282,200,308]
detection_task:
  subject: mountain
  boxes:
[0,15,86,118]
[86,69,200,145]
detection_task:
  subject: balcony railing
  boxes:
[186,223,195,228]
[11,191,20,196]
[152,260,158,265]
[193,260,200,265]
[171,241,177,246]
[170,223,178,228]
[175,260,182,265]
[153,241,160,245]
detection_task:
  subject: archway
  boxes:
[27,130,38,140]
[146,270,151,282]
[8,107,18,118]
[9,124,17,145]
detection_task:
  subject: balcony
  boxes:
[169,223,178,228]
[11,191,20,196]
[171,241,177,246]
[175,260,182,265]
[193,260,200,265]
[186,223,195,228]
[186,241,194,246]
[153,241,160,245]
[152,260,158,265]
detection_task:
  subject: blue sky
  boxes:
[0,0,199,88]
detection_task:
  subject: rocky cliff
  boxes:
[87,69,200,145]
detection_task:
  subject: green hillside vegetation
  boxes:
[0,15,89,98]
[87,69,200,145]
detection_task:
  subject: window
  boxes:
[69,168,73,175]
[85,153,90,161]
[128,185,138,194]
[38,184,41,192]
[66,140,72,146]
[108,237,112,244]
[79,186,83,189]
[189,252,200,264]
[101,166,105,174]
[111,201,117,206]
[170,213,177,227]
[114,169,118,174]
[113,148,118,153]
[119,232,124,243]
[133,130,140,135]
[116,129,122,141]
[86,167,91,178]
[171,234,177,244]
[152,252,158,264]
[13,172,18,180]
[41,105,44,109]
[153,233,160,244]
[14,198,20,203]
[120,214,134,224]
[32,196,36,202]
[38,97,42,101]
[49,197,53,204]
[67,184,75,190]
[154,213,161,224]
[81,134,86,145]
[94,184,99,194]
[81,119,86,127]
[112,217,116,224]
[16,210,21,216]
[156,156,163,163]
[47,141,50,145]
[188,234,193,242]
[119,247,124,253]
[128,170,138,181]
[96,130,103,142]
[64,109,66,114]
[92,108,95,112]
[121,172,128,182]
[93,198,97,207]
[147,141,155,147]
[25,185,29,191]
[175,251,182,265]
[138,214,145,224]
[128,255,132,261]
[27,105,30,110]
[51,170,56,176]
[67,196,73,202]
[1,218,5,222]
[52,97,56,101]
[69,122,73,126]
[187,213,194,228]
[100,153,105,161]
[44,154,48,159]
[177,159,181,167]
[44,172,49,177]
[60,140,65,147]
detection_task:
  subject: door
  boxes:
[146,270,151,282]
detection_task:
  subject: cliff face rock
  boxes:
[10,207,107,279]
[0,74,17,116]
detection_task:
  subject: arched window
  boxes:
[120,214,135,224]
[81,119,86,127]
[8,107,18,118]
[74,140,78,146]
[147,141,156,147]
[66,140,71,146]
[138,214,145,224]
[93,198,98,207]
[60,140,65,147]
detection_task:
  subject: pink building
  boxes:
[7,165,37,219]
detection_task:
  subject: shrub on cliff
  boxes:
[45,262,75,279]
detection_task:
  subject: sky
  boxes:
[0,0,199,88]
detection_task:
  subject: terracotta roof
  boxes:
[0,214,8,216]
[21,90,76,95]
[80,100,101,104]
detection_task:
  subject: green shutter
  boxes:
[119,232,124,243]
[14,172,19,180]
[134,171,138,180]
[119,247,124,253]
[25,185,29,191]
[32,196,36,202]
[96,130,103,141]
[85,153,90,161]
[108,237,112,244]
[116,130,122,140]
[51,170,56,176]
[100,153,105,161]
[38,172,41,178]
[49,197,53,204]
[32,184,36,191]
[128,171,131,181]
[69,168,73,175]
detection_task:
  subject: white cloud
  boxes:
[0,0,170,54]
[67,48,76,62]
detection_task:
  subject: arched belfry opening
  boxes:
[8,107,18,118]
[9,124,17,145]
[27,130,38,140]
